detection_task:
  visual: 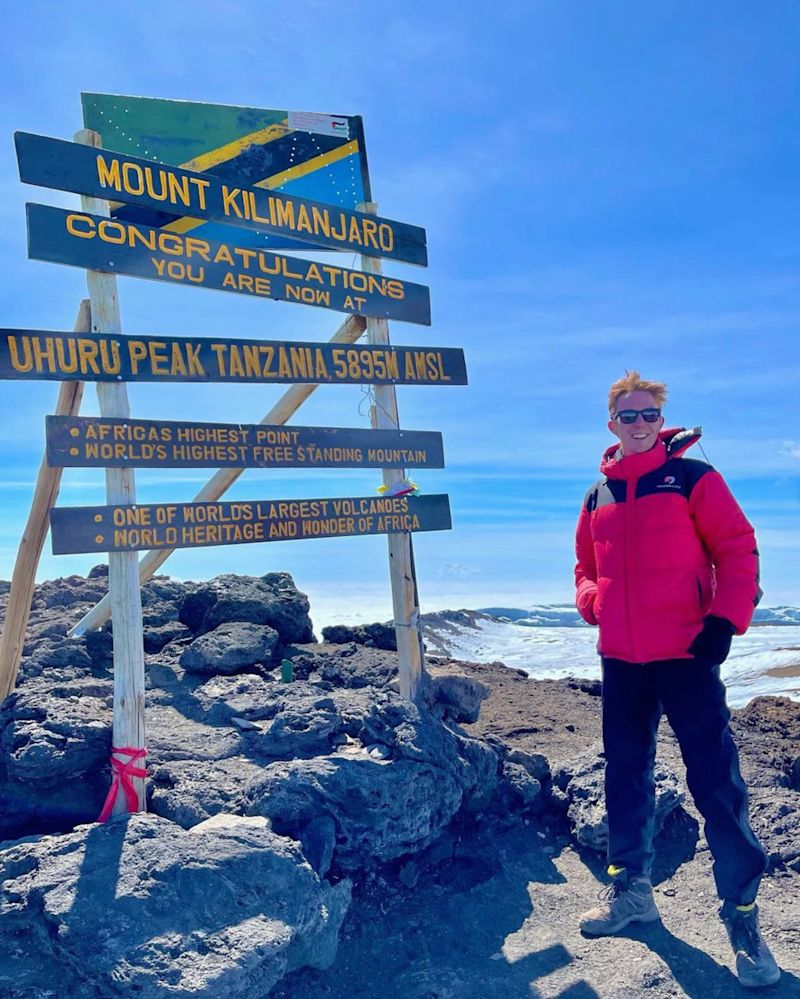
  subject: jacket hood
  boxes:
[601,426,702,480]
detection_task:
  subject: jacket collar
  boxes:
[600,427,702,481]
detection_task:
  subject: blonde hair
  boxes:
[608,371,668,415]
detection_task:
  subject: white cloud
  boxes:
[437,561,480,577]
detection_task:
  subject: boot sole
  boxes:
[580,907,661,937]
[738,966,781,989]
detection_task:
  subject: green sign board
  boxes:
[81,94,375,255]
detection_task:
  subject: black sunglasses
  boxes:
[614,408,661,425]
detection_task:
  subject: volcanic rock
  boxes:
[180,622,281,674]
[321,621,397,650]
[0,812,350,999]
[551,740,684,851]
[178,572,314,643]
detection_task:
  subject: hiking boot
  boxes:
[579,869,660,936]
[720,901,781,989]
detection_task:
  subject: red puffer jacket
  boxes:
[574,428,760,663]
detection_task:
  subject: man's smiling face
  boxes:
[608,389,665,456]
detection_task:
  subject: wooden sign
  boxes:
[0,329,467,385]
[26,204,432,325]
[50,494,452,554]
[46,416,445,469]
[16,132,428,267]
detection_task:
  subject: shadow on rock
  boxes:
[274,822,602,999]
[572,804,701,889]
[617,921,800,998]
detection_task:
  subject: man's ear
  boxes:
[608,418,619,438]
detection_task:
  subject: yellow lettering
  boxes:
[121,161,145,195]
[348,216,364,245]
[296,204,313,233]
[96,155,121,191]
[214,244,235,266]
[305,262,323,283]
[170,343,187,377]
[185,237,210,261]
[66,213,95,239]
[362,218,379,249]
[167,172,191,208]
[222,186,244,219]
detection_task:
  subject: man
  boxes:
[573,371,780,989]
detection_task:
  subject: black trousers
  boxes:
[601,656,767,905]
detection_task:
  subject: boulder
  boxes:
[552,742,684,851]
[0,675,113,837]
[178,573,314,643]
[505,747,551,784]
[428,673,490,723]
[312,644,400,689]
[149,756,267,828]
[143,621,192,654]
[245,755,465,868]
[494,760,544,813]
[321,621,397,651]
[0,813,350,999]
[180,622,281,675]
[149,688,501,869]
[33,573,108,610]
[748,787,800,872]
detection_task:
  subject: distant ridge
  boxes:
[477,605,800,627]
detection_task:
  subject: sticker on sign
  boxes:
[288,110,350,137]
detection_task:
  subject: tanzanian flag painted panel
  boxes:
[81,93,377,255]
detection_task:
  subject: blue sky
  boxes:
[1,1,799,625]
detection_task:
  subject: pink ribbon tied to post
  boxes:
[98,746,147,822]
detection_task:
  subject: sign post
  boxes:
[9,99,458,723]
[67,312,368,637]
[76,129,146,815]
[0,300,89,700]
[361,203,426,701]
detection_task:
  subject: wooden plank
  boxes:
[360,202,428,703]
[26,203,432,325]
[51,494,452,554]
[68,312,368,638]
[0,328,466,386]
[46,416,445,469]
[76,128,146,815]
[0,301,90,701]
[15,131,427,267]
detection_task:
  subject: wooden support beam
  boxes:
[69,313,367,638]
[0,300,90,701]
[76,129,146,814]
[360,202,426,702]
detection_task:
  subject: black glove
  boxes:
[688,615,736,665]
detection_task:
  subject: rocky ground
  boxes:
[1,572,798,998]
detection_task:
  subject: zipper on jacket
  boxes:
[624,479,638,662]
